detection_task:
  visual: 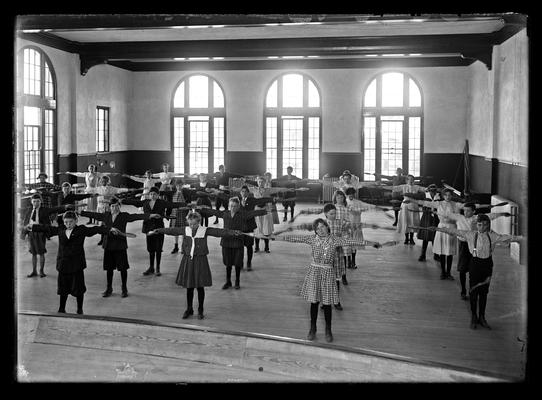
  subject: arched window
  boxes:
[171,74,226,174]
[16,46,57,185]
[362,72,423,181]
[264,73,321,179]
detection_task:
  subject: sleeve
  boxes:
[30,224,59,236]
[199,208,221,217]
[281,234,314,244]
[127,176,146,183]
[254,197,273,206]
[46,206,67,215]
[440,227,468,239]
[80,210,106,221]
[83,226,110,237]
[74,193,93,201]
[163,200,187,209]
[126,213,150,222]
[68,172,86,178]
[156,227,185,236]
[205,227,237,238]
[335,237,367,248]
[246,210,267,218]
[493,232,523,244]
[121,198,144,207]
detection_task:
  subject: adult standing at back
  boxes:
[278,166,300,222]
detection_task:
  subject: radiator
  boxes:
[322,177,339,202]
[491,195,522,264]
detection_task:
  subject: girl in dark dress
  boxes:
[416,184,441,261]
[150,211,243,320]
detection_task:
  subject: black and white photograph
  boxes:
[12,13,530,383]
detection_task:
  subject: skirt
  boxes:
[255,207,274,235]
[456,241,472,272]
[243,234,254,247]
[345,224,364,255]
[170,209,188,228]
[85,191,98,212]
[103,249,130,271]
[222,247,244,267]
[300,263,340,306]
[146,233,164,252]
[28,231,47,255]
[57,270,86,297]
[417,209,439,241]
[396,202,420,234]
[271,203,280,224]
[175,255,213,288]
[469,257,494,295]
[432,222,457,256]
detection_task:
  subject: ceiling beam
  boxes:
[106,57,474,72]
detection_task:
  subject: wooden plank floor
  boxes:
[15,202,527,381]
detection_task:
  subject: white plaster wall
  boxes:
[75,64,132,154]
[15,38,79,155]
[130,66,469,154]
[467,29,528,165]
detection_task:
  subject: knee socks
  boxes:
[120,270,128,291]
[155,252,162,272]
[440,255,446,275]
[421,240,428,256]
[323,304,332,329]
[59,294,68,311]
[478,292,488,318]
[149,252,155,270]
[106,270,114,290]
[351,251,356,266]
[186,288,194,310]
[226,265,232,283]
[255,238,260,250]
[310,302,319,325]
[446,255,453,275]
[76,295,84,312]
[234,265,241,284]
[394,210,399,222]
[197,287,205,312]
[246,245,253,264]
[470,289,479,317]
[264,239,269,251]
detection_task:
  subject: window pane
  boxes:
[173,117,184,173]
[308,80,320,107]
[363,117,376,181]
[409,79,421,107]
[174,82,185,108]
[266,117,278,178]
[308,117,320,179]
[409,117,421,176]
[214,117,225,172]
[282,74,303,108]
[189,75,208,108]
[282,117,303,174]
[364,79,377,107]
[189,120,209,174]
[24,106,40,126]
[266,80,278,108]
[213,82,224,108]
[381,118,403,176]
[45,62,54,98]
[382,72,403,107]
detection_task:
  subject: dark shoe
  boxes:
[121,291,128,298]
[155,271,162,276]
[404,240,409,245]
[325,328,333,343]
[409,239,415,245]
[27,272,38,278]
[351,264,358,269]
[171,246,179,254]
[234,282,240,290]
[102,289,112,297]
[341,276,348,285]
[283,216,287,222]
[197,312,205,320]
[392,221,398,227]
[254,248,260,253]
[334,303,343,311]
[460,292,468,300]
[76,309,83,315]
[182,309,194,319]
[222,282,232,290]
[446,274,455,280]
[478,316,491,329]
[470,315,478,330]
[97,240,103,246]
[433,254,440,261]
[39,272,47,278]
[264,249,270,253]
[440,274,446,280]
[418,255,426,262]
[57,308,66,313]
[307,327,316,341]
[213,219,219,224]
[142,268,154,276]
[247,264,252,271]
[86,220,93,225]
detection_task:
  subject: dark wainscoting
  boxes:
[226,152,266,176]
[320,153,363,178]
[422,153,464,191]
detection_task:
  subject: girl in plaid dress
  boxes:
[275,218,383,343]
[169,179,189,254]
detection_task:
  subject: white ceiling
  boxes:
[46,19,506,43]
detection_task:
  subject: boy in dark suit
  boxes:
[21,194,70,278]
[28,211,115,314]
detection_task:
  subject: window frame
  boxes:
[17,45,58,185]
[95,106,110,153]
[170,73,227,174]
[263,72,322,179]
[361,71,424,179]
